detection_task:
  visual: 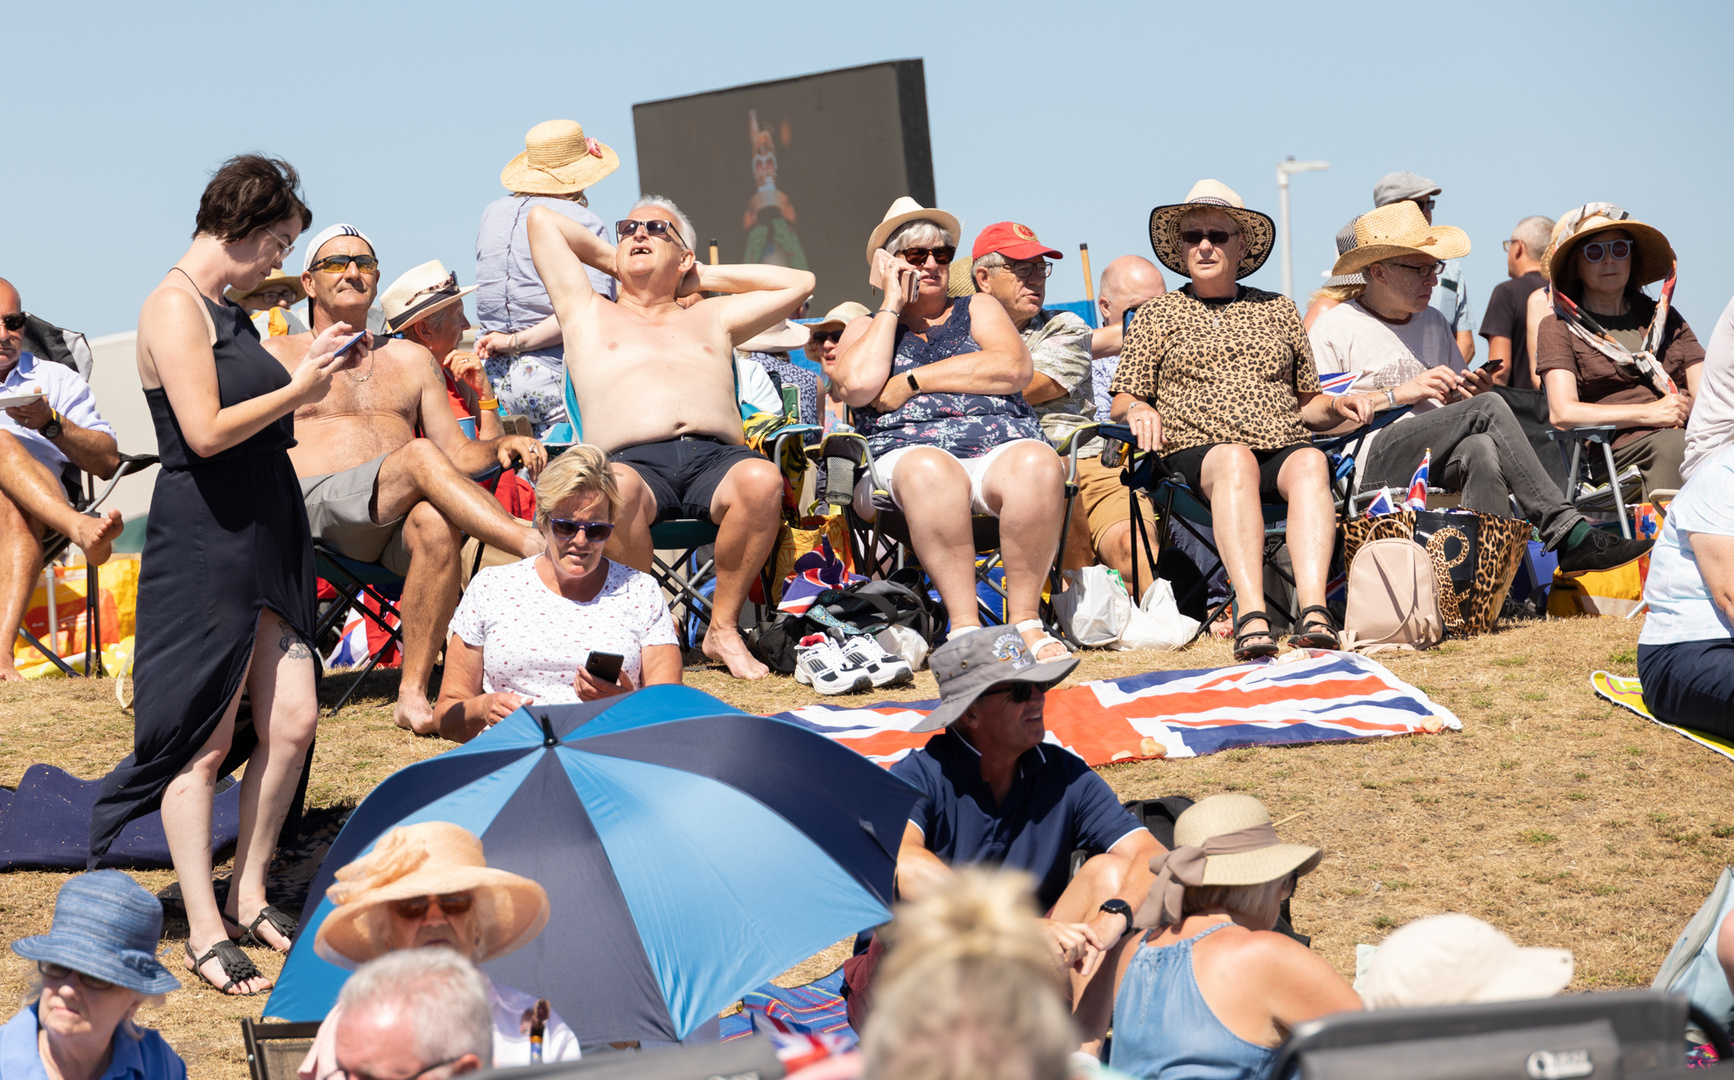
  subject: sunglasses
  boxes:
[997,259,1054,281]
[0,312,25,332]
[548,518,615,543]
[389,893,475,921]
[615,218,687,248]
[986,682,1043,704]
[1581,240,1632,263]
[811,330,843,346]
[1179,229,1237,247]
[38,961,116,992]
[1412,198,1437,212]
[310,254,380,275]
[898,246,955,267]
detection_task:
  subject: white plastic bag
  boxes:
[1052,567,1132,647]
[1115,578,1201,651]
[876,624,931,671]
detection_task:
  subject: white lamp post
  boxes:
[1276,157,1330,300]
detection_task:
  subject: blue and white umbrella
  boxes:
[265,685,919,1042]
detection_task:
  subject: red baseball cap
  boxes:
[971,221,1064,262]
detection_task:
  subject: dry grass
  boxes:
[1,615,1728,1077]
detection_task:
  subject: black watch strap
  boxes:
[906,372,921,395]
[1099,898,1134,925]
[39,410,62,439]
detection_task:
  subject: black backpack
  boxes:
[748,575,946,675]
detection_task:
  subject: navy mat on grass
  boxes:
[0,764,241,870]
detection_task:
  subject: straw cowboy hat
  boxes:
[1148,180,1276,281]
[314,822,550,969]
[807,301,871,334]
[1541,202,1674,287]
[1134,793,1321,928]
[380,260,478,335]
[1358,913,1574,1008]
[1328,200,1470,280]
[738,319,811,352]
[226,268,305,306]
[865,197,963,266]
[500,119,619,196]
[947,257,977,298]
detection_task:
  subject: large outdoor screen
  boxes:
[632,60,935,313]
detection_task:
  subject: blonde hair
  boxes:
[864,871,1074,1080]
[1309,282,1365,304]
[533,445,621,527]
[1182,877,1289,928]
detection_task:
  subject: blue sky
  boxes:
[5,0,1731,337]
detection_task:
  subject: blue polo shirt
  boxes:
[0,1003,186,1079]
[890,729,1145,912]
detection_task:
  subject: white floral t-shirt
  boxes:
[449,557,678,703]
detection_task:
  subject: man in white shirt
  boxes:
[0,278,124,680]
[1308,207,1649,575]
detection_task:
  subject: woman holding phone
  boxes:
[437,445,682,742]
[90,155,368,995]
[830,198,1069,661]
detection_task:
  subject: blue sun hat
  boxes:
[12,871,181,995]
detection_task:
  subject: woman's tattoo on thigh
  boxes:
[278,620,312,660]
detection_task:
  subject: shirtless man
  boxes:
[0,277,123,679]
[527,196,813,679]
[264,226,545,732]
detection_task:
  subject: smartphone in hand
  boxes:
[1466,354,1506,375]
[584,651,625,685]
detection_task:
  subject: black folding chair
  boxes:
[239,1018,323,1080]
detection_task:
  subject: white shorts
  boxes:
[853,439,1051,519]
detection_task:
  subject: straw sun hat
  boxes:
[1328,200,1470,280]
[380,260,477,335]
[1133,793,1321,928]
[865,197,963,266]
[1358,913,1574,1009]
[226,268,306,307]
[500,119,619,196]
[1148,180,1276,281]
[314,821,549,969]
[1541,202,1674,287]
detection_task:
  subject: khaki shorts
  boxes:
[1075,453,1150,549]
[300,453,411,576]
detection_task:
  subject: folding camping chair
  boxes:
[1549,424,1645,539]
[310,544,404,715]
[238,1019,323,1080]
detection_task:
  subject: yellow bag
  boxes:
[1548,558,1647,618]
[12,556,140,662]
[759,514,853,606]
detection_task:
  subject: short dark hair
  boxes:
[193,155,312,243]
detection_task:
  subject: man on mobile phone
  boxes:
[265,226,550,733]
[1308,206,1651,575]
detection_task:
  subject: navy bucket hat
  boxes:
[12,871,181,995]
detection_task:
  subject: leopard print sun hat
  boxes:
[1148,179,1276,281]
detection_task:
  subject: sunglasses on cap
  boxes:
[1179,229,1237,247]
[389,893,475,920]
[1581,240,1632,263]
[811,330,843,346]
[548,518,615,543]
[38,961,116,992]
[615,218,687,248]
[985,681,1044,704]
[310,253,380,275]
[897,246,955,267]
[0,313,26,332]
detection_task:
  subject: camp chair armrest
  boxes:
[78,453,159,515]
[1056,422,1103,486]
[1548,424,1619,443]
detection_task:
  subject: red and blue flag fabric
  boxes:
[779,537,866,616]
[1362,487,1396,517]
[1318,371,1361,396]
[1405,450,1431,510]
[770,651,1458,767]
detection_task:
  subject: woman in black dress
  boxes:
[90,156,366,995]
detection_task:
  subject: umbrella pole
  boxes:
[1079,243,1096,327]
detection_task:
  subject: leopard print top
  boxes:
[1109,285,1321,453]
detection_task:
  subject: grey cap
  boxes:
[1372,171,1441,208]
[912,627,1080,733]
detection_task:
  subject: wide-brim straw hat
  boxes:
[1148,180,1276,281]
[738,319,811,352]
[1328,200,1470,279]
[501,119,619,196]
[947,257,977,298]
[11,871,182,996]
[380,260,478,335]
[865,197,963,266]
[314,822,550,969]
[807,301,871,334]
[1359,913,1574,1008]
[1541,202,1674,287]
[1179,793,1320,885]
[226,269,306,306]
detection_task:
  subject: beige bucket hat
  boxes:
[1148,180,1276,281]
[501,119,619,196]
[226,268,306,306]
[738,319,811,352]
[865,197,963,266]
[1359,913,1574,1008]
[1541,202,1673,287]
[1134,793,1321,928]
[1329,201,1470,279]
[313,821,550,969]
[808,301,871,334]
[380,260,477,335]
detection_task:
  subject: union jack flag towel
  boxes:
[769,651,1459,767]
[1405,450,1431,510]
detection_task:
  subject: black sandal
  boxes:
[185,939,265,995]
[239,905,298,951]
[1231,609,1279,662]
[1289,605,1341,650]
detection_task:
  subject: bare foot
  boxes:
[184,938,272,995]
[394,694,439,735]
[703,625,768,680]
[72,510,123,567]
[0,665,23,682]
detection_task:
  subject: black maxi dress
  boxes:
[88,295,315,865]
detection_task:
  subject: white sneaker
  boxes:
[838,633,914,688]
[793,634,873,695]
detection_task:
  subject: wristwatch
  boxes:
[1384,389,1397,408]
[39,409,62,439]
[906,372,922,395]
[1099,898,1134,928]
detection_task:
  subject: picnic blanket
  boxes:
[0,764,242,870]
[1591,671,1734,763]
[721,970,855,1045]
[772,651,1459,767]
